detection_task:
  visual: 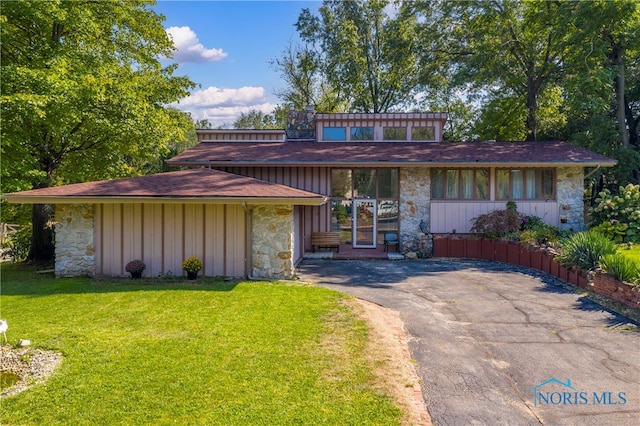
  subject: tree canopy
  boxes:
[1,0,196,260]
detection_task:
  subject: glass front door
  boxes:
[353,199,377,248]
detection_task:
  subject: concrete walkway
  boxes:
[297,258,640,425]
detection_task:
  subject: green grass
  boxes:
[0,264,402,425]
[618,244,640,263]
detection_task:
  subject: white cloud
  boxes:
[166,26,228,63]
[171,86,276,127]
[178,86,266,108]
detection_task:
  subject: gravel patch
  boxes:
[1,345,63,398]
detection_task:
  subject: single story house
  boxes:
[3,111,616,279]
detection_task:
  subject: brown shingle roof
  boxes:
[3,168,327,205]
[167,141,616,167]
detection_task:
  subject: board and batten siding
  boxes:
[220,166,332,251]
[95,203,246,277]
[430,201,560,234]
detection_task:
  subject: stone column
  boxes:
[54,204,95,277]
[556,167,586,231]
[251,205,294,279]
[399,167,432,256]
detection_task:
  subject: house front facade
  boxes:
[4,111,616,280]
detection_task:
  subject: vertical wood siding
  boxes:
[220,166,332,251]
[95,203,246,277]
[430,201,560,233]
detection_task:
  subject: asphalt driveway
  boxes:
[296,259,640,425]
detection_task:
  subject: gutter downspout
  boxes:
[584,164,601,180]
[242,201,257,280]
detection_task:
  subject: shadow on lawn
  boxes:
[0,264,240,296]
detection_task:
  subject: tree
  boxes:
[1,0,195,261]
[412,0,570,141]
[291,0,422,112]
[271,42,347,112]
[233,109,284,129]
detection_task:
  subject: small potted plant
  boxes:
[182,256,203,280]
[125,259,145,279]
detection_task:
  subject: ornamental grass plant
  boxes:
[601,253,640,284]
[555,231,617,271]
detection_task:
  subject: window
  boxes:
[496,169,555,200]
[431,169,489,200]
[383,127,407,140]
[350,127,374,140]
[377,169,398,198]
[323,127,346,141]
[411,127,435,141]
[353,169,376,197]
[331,169,352,198]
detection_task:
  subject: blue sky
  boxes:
[154,1,320,126]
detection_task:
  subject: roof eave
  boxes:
[2,195,329,206]
[167,160,617,168]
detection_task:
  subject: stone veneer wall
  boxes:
[251,205,294,279]
[556,167,586,231]
[55,204,95,277]
[399,167,432,255]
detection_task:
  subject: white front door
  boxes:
[353,199,377,248]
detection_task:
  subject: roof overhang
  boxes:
[2,195,329,206]
[168,160,616,168]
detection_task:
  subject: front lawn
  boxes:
[618,244,640,264]
[0,264,402,425]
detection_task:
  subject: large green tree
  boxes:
[292,0,422,112]
[412,0,570,141]
[1,0,195,261]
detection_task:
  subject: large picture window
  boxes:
[431,169,489,200]
[496,169,555,200]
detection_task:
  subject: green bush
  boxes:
[590,221,628,243]
[601,253,640,284]
[588,183,640,243]
[555,231,617,271]
[519,224,568,246]
[0,224,31,262]
[520,215,544,231]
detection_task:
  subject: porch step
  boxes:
[387,253,405,260]
[304,251,333,259]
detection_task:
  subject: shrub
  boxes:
[520,215,544,231]
[125,259,146,273]
[519,224,567,246]
[0,224,31,262]
[182,257,203,273]
[555,231,617,271]
[588,183,640,243]
[590,221,628,243]
[470,208,521,239]
[600,254,640,284]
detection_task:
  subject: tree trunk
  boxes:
[611,43,629,146]
[525,76,538,141]
[29,204,55,263]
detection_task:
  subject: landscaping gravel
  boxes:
[1,345,63,397]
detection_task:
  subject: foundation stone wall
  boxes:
[399,167,432,256]
[556,167,586,231]
[55,204,95,277]
[251,205,294,279]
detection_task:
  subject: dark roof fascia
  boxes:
[168,160,615,168]
[2,195,329,206]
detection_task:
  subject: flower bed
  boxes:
[433,236,639,310]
